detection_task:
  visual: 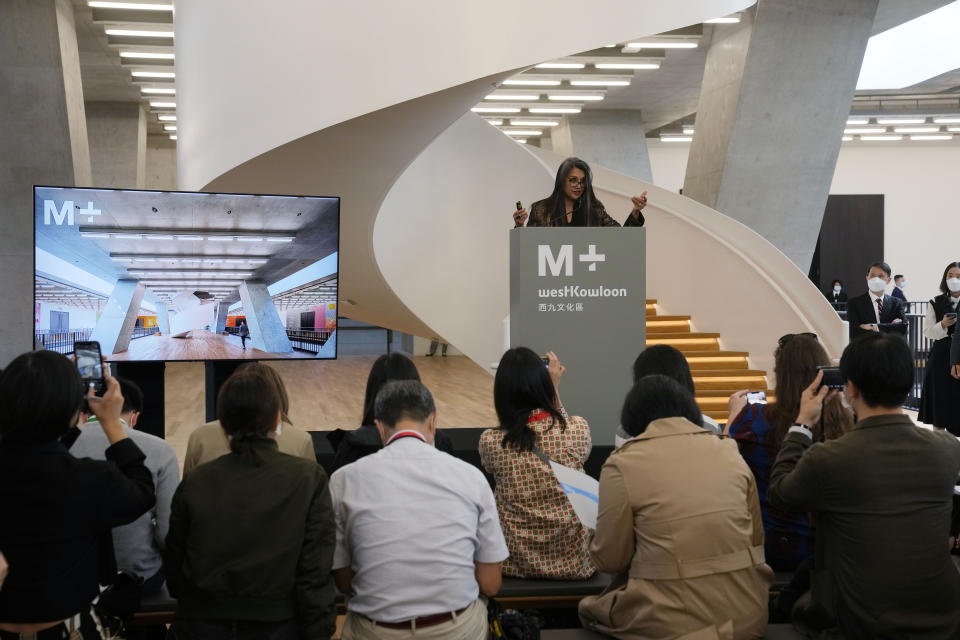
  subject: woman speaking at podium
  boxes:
[512,157,647,228]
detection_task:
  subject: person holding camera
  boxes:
[919,262,960,434]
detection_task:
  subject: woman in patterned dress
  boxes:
[478,347,595,579]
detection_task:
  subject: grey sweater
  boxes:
[70,421,180,580]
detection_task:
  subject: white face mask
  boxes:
[947,278,960,293]
[833,285,842,294]
[897,281,906,289]
[867,277,887,293]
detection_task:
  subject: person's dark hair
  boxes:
[117,377,144,415]
[236,362,291,424]
[217,372,281,463]
[893,274,904,281]
[0,350,85,444]
[764,334,852,445]
[494,347,566,452]
[543,157,606,226]
[937,262,960,295]
[840,333,913,408]
[632,345,695,393]
[361,354,421,426]
[373,380,436,429]
[621,375,702,437]
[867,261,891,277]
[831,279,842,288]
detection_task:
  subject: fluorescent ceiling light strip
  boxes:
[89,1,173,9]
[176,235,203,240]
[105,29,174,37]
[208,236,233,241]
[530,107,581,114]
[485,94,539,101]
[843,127,886,134]
[842,136,853,141]
[510,120,559,127]
[948,127,960,132]
[502,129,542,136]
[131,71,175,78]
[846,118,869,125]
[141,234,173,240]
[627,41,698,49]
[163,125,176,131]
[503,79,561,86]
[157,115,176,121]
[893,126,939,133]
[910,134,952,140]
[705,16,741,23]
[120,51,174,59]
[933,117,960,124]
[516,139,528,144]
[142,87,175,94]
[594,63,659,69]
[169,135,177,140]
[570,79,630,86]
[484,119,503,126]
[535,63,584,69]
[266,237,294,242]
[79,232,110,238]
[149,101,176,108]
[875,117,925,124]
[660,136,692,142]
[683,127,695,135]
[548,94,604,101]
[471,106,521,113]
[860,135,903,141]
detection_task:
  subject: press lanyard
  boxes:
[385,430,427,446]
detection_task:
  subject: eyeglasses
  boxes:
[566,177,587,187]
[778,332,818,348]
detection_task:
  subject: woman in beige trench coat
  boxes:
[579,375,773,640]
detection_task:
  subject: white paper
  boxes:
[549,461,600,530]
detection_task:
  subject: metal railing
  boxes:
[35,329,93,354]
[131,326,160,340]
[286,329,333,353]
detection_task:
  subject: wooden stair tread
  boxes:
[682,351,749,358]
[647,316,691,322]
[647,332,720,339]
[691,369,766,377]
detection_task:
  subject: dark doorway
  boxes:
[809,195,884,299]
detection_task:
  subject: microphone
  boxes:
[546,198,582,225]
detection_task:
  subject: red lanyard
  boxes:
[385,430,427,446]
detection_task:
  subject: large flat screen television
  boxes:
[34,186,339,362]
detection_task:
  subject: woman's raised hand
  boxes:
[513,207,528,228]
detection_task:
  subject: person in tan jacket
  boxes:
[579,375,772,640]
[183,363,316,475]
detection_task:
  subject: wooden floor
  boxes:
[163,355,498,471]
[109,330,318,361]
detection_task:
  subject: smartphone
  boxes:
[818,365,844,390]
[74,341,106,396]
[946,312,957,320]
[746,391,767,405]
[516,201,523,211]
[540,355,550,368]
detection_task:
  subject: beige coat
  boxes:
[579,417,772,640]
[183,420,316,476]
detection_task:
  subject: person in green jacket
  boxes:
[165,369,336,640]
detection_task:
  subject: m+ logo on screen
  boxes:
[538,244,606,277]
[43,200,102,226]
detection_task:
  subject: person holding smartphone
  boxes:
[919,262,960,434]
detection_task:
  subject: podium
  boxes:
[510,228,646,444]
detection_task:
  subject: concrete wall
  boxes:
[145,138,177,190]
[85,101,145,188]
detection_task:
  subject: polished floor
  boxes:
[109,330,319,361]
[163,354,498,471]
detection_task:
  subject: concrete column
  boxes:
[86,102,146,188]
[683,0,879,269]
[0,0,92,365]
[156,302,171,335]
[91,280,146,355]
[214,302,229,333]
[238,281,293,353]
[551,110,653,182]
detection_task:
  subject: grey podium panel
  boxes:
[510,228,645,444]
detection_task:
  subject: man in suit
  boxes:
[891,274,907,302]
[769,334,960,639]
[845,261,908,342]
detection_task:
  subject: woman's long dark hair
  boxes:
[494,347,566,452]
[763,335,853,446]
[361,353,421,426]
[218,372,282,463]
[543,157,606,226]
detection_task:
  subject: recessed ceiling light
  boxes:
[594,62,660,69]
[169,134,177,140]
[860,135,903,141]
[471,106,521,113]
[149,101,176,108]
[515,139,528,144]
[842,136,853,141]
[484,119,504,126]
[843,127,886,134]
[705,16,741,23]
[503,79,561,86]
[266,237,294,243]
[893,126,939,133]
[208,236,234,242]
[176,235,203,240]
[570,79,630,86]
[910,134,952,140]
[89,1,173,9]
[131,71,175,78]
[530,106,581,114]
[626,41,698,49]
[933,117,960,124]
[485,94,539,101]
[120,51,175,59]
[141,87,176,94]
[237,237,265,242]
[510,119,559,127]
[875,117,925,124]
[683,127,695,135]
[105,28,175,37]
[142,234,174,240]
[846,117,869,125]
[535,63,585,69]
[113,233,142,239]
[660,136,693,142]
[157,115,176,121]
[548,94,604,101]
[163,125,176,131]
[948,126,960,132]
[502,129,542,136]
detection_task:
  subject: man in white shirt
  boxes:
[330,380,508,640]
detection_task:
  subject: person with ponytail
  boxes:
[165,371,336,640]
[512,157,647,228]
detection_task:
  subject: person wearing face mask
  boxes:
[891,274,908,302]
[844,261,908,342]
[826,279,847,312]
[919,262,960,435]
[512,157,647,228]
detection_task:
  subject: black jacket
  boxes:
[845,293,908,341]
[164,437,336,639]
[328,424,455,473]
[0,438,155,623]
[952,332,960,366]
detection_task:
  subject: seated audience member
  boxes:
[330,353,453,472]
[845,261,908,342]
[183,362,315,474]
[616,344,721,443]
[165,371,335,640]
[768,334,960,638]
[580,375,771,639]
[0,351,155,638]
[69,378,179,596]
[331,380,507,640]
[726,333,852,570]
[479,348,594,579]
